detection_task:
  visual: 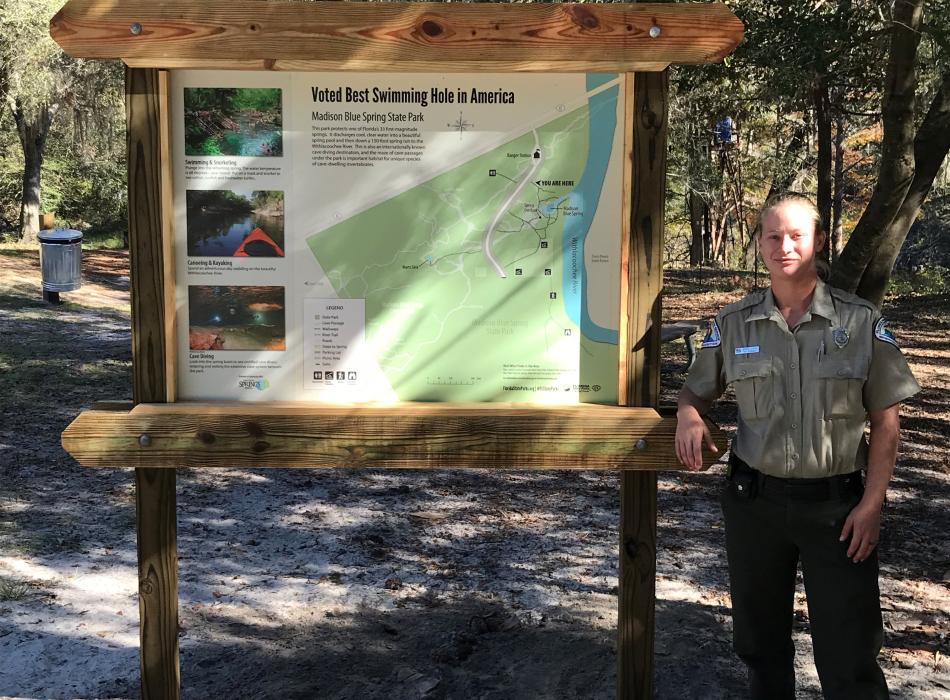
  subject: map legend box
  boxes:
[303,298,366,390]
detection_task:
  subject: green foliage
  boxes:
[220,132,246,154]
[250,190,284,212]
[887,265,950,296]
[888,187,950,296]
[1,0,125,242]
[665,0,950,275]
[0,86,128,240]
[0,119,21,230]
[53,156,127,233]
[230,88,282,113]
[186,189,254,214]
[0,0,68,117]
[79,232,126,250]
[200,136,223,156]
[184,87,238,114]
[897,188,950,270]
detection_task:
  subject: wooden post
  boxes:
[617,70,668,699]
[127,66,180,700]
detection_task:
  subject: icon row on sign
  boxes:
[313,371,357,381]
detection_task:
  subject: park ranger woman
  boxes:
[675,192,920,699]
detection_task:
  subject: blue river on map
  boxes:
[549,75,619,345]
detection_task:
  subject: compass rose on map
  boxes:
[448,111,474,140]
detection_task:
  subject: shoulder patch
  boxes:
[874,317,899,347]
[701,318,722,348]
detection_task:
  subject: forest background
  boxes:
[2,0,949,301]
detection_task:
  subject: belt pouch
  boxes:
[731,470,757,500]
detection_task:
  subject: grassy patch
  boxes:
[81,231,127,250]
[0,576,32,602]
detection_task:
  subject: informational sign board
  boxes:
[171,71,625,403]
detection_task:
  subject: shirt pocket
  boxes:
[725,358,773,421]
[816,355,870,419]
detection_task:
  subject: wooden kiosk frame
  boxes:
[52,2,742,697]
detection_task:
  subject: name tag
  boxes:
[734,346,760,355]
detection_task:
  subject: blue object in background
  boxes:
[716,116,735,144]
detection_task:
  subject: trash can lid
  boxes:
[38,228,83,244]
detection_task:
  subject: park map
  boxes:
[307,75,623,403]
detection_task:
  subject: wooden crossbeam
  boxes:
[62,401,724,471]
[50,1,743,72]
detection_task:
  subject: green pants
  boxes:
[720,473,888,699]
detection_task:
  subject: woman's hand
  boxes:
[840,498,883,563]
[675,405,718,471]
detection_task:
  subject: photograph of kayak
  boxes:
[188,285,286,351]
[186,189,285,257]
[184,87,283,156]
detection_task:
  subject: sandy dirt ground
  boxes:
[0,251,947,699]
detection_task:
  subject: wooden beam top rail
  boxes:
[62,401,724,471]
[51,1,743,72]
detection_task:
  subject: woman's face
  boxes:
[758,201,825,282]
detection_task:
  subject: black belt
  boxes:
[728,454,862,501]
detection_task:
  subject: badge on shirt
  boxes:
[874,317,899,347]
[832,327,850,349]
[701,318,721,348]
[734,345,760,355]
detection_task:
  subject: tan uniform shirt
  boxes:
[685,279,920,478]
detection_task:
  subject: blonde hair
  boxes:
[759,192,825,238]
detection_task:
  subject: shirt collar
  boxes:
[745,288,778,323]
[745,278,839,326]
[810,278,839,325]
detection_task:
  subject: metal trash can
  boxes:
[38,228,83,303]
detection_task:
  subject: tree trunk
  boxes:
[687,190,704,266]
[712,204,730,263]
[814,74,833,262]
[856,67,950,306]
[685,119,708,267]
[779,122,811,192]
[830,0,923,294]
[10,100,55,245]
[721,135,746,254]
[703,204,712,263]
[831,111,845,262]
